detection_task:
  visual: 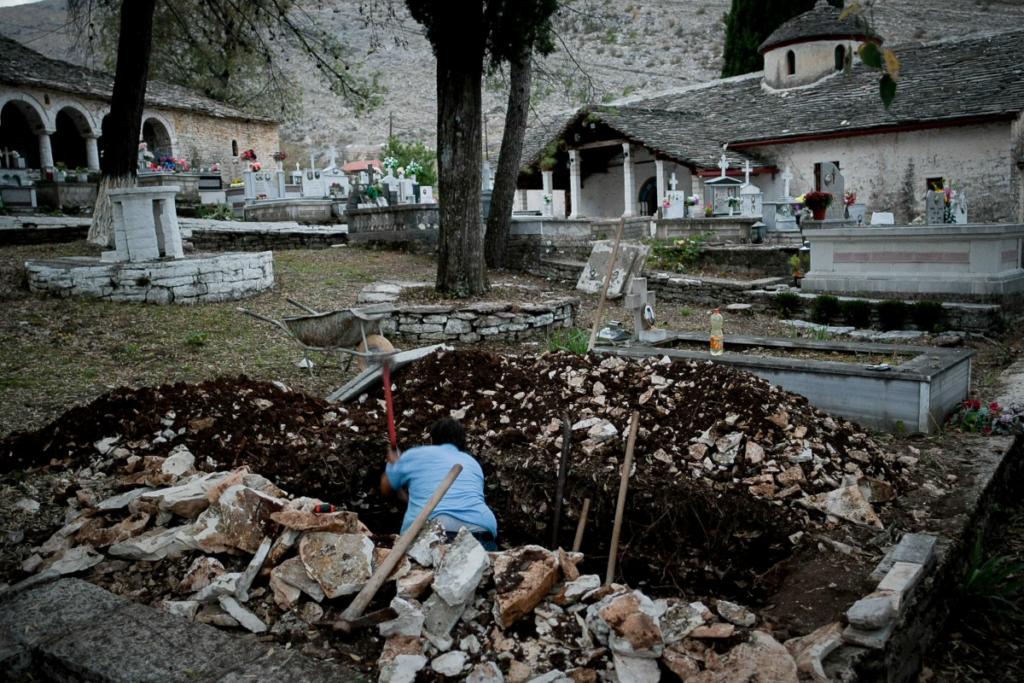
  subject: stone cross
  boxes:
[718,152,729,178]
[668,172,678,191]
[743,160,752,186]
[325,146,338,170]
[781,166,793,198]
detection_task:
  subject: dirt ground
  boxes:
[1,241,1021,678]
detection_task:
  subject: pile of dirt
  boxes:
[1,350,908,597]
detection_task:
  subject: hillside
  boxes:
[3,0,1024,162]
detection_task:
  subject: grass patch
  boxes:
[773,292,802,317]
[809,295,840,324]
[548,328,589,355]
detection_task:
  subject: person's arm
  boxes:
[380,447,409,502]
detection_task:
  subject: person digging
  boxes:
[380,417,498,551]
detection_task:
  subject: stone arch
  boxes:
[786,50,796,76]
[834,44,846,71]
[141,113,176,160]
[0,94,49,168]
[51,105,93,169]
[638,176,657,216]
[45,98,99,136]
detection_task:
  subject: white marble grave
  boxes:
[625,277,667,343]
[103,186,184,262]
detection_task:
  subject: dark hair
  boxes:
[430,417,467,451]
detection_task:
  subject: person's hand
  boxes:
[386,447,401,464]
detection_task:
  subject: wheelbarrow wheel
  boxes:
[356,334,394,370]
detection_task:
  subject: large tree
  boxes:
[721,0,843,78]
[406,0,557,296]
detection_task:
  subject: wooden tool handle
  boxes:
[605,410,639,585]
[337,464,463,629]
[572,497,591,554]
[382,361,398,451]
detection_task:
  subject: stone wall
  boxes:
[163,109,280,185]
[136,174,201,205]
[25,252,274,304]
[242,199,339,224]
[646,271,787,307]
[655,217,758,242]
[379,298,578,344]
[185,224,348,251]
[34,182,97,211]
[347,205,440,249]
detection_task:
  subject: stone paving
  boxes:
[0,578,362,682]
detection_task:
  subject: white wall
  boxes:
[763,39,861,90]
[750,121,1016,223]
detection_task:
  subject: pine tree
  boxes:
[721,0,843,78]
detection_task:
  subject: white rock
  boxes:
[408,522,447,567]
[380,597,426,638]
[161,445,195,478]
[431,650,468,676]
[588,420,619,443]
[612,652,660,683]
[218,595,267,633]
[94,436,119,454]
[108,525,189,561]
[13,498,40,514]
[459,634,481,655]
[717,599,757,627]
[95,488,152,512]
[161,600,199,620]
[432,528,489,606]
[47,545,103,575]
[846,593,896,630]
[193,572,242,603]
[563,574,601,603]
[235,536,272,602]
[466,661,504,683]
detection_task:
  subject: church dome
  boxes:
[758,0,881,54]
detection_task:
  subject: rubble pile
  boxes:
[1,350,908,594]
[6,451,811,682]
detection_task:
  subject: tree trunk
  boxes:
[485,52,532,270]
[433,11,487,296]
[89,0,157,247]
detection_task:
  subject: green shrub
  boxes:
[773,292,802,317]
[184,331,209,348]
[911,300,946,332]
[197,203,234,221]
[840,299,873,328]
[548,328,589,355]
[809,295,841,324]
[877,300,909,331]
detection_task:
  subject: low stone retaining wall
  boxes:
[25,252,274,304]
[380,298,578,344]
[137,173,201,205]
[0,217,89,245]
[647,271,788,306]
[347,205,439,249]
[34,182,97,211]
[655,216,758,242]
[242,199,340,224]
[181,219,348,251]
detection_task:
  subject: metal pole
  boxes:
[551,412,571,548]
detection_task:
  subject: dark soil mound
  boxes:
[1,350,906,599]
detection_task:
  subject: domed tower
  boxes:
[759,0,881,89]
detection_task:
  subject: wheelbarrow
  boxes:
[238,298,397,374]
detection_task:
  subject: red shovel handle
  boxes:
[382,361,398,451]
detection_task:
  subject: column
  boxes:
[622,142,635,217]
[85,136,100,171]
[655,158,666,214]
[568,148,582,219]
[38,131,54,170]
[541,170,554,217]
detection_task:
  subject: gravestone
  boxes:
[818,162,845,220]
[419,186,435,204]
[925,192,945,225]
[576,240,651,300]
[625,277,667,343]
[663,191,687,219]
[870,212,895,225]
[301,168,327,198]
[381,172,400,205]
[103,186,183,263]
[243,171,285,202]
[323,169,350,199]
[740,161,763,217]
[398,177,416,204]
[951,191,968,224]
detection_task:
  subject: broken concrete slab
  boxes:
[108,525,189,561]
[422,592,467,646]
[95,488,153,512]
[799,485,883,529]
[586,590,664,659]
[611,651,660,683]
[407,522,447,568]
[397,567,434,600]
[272,556,325,603]
[846,591,897,630]
[870,533,938,583]
[562,574,601,605]
[842,621,894,650]
[433,528,489,607]
[269,509,363,533]
[218,595,268,633]
[378,635,427,683]
[236,536,273,602]
[193,572,242,603]
[161,445,195,478]
[299,532,374,599]
[576,240,650,299]
[216,484,287,553]
[716,599,756,628]
[431,650,468,676]
[691,631,798,682]
[379,597,425,639]
[659,600,706,644]
[178,556,225,594]
[784,621,843,683]
[877,561,924,606]
[493,545,559,628]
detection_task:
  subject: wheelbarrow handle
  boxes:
[236,308,293,336]
[285,298,320,315]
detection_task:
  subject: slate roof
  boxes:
[759,0,880,54]
[0,36,275,123]
[523,29,1024,172]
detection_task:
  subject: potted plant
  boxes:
[843,191,857,219]
[788,252,810,287]
[54,162,67,182]
[75,167,90,182]
[727,196,740,216]
[704,205,713,218]
[803,191,833,220]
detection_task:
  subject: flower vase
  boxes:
[811,207,827,220]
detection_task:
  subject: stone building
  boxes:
[521,1,1024,224]
[0,36,279,181]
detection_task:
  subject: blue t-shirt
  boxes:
[385,444,498,537]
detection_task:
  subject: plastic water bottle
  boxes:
[710,308,724,356]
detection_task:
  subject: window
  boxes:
[835,45,846,71]
[231,139,238,157]
[926,177,945,192]
[786,50,796,76]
